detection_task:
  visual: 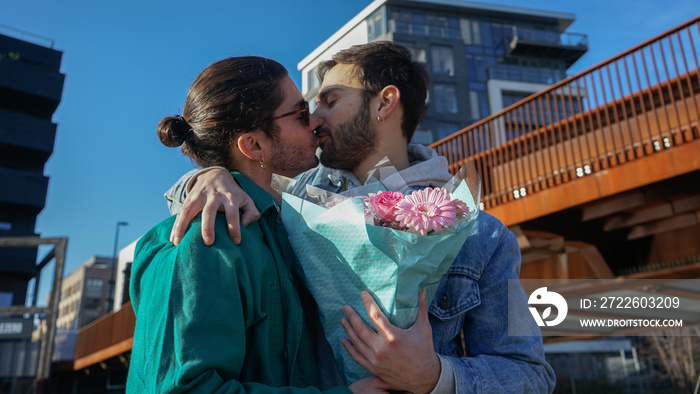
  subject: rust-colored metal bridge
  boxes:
[432,16,699,227]
[431,16,700,281]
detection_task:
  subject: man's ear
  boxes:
[376,85,401,120]
[236,131,265,161]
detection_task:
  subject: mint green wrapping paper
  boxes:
[278,179,479,384]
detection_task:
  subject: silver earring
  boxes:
[259,157,267,170]
[377,116,385,124]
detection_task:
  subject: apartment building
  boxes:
[298,0,587,145]
[56,256,115,330]
[0,29,64,306]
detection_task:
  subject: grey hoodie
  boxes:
[299,144,454,194]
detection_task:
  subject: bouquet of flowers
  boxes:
[271,162,481,384]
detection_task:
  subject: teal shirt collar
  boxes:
[232,172,279,215]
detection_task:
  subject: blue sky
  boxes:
[1,0,698,304]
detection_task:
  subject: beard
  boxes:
[267,137,319,178]
[318,99,377,170]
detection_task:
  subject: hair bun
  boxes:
[158,115,192,147]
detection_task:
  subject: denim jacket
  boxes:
[165,145,555,393]
[428,211,555,392]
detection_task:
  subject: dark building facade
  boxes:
[0,31,64,307]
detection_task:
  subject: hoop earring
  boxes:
[259,156,267,170]
[377,116,385,124]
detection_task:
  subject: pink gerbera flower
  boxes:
[394,188,457,235]
[451,197,470,219]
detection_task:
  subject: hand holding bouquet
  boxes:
[271,161,480,384]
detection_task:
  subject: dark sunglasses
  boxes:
[250,100,310,129]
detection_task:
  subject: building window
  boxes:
[86,278,103,292]
[461,19,482,44]
[412,128,434,145]
[434,84,458,114]
[307,67,319,93]
[431,46,454,76]
[479,91,491,119]
[84,297,101,309]
[465,55,488,82]
[480,21,493,47]
[368,10,386,40]
[471,20,482,45]
[389,10,457,38]
[398,42,427,63]
[121,262,133,306]
[468,88,489,121]
[491,23,504,46]
[460,18,472,44]
[437,123,461,140]
[469,91,481,122]
[0,292,12,307]
[502,92,531,108]
[411,13,427,36]
[448,17,461,39]
[391,11,411,35]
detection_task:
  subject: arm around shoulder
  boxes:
[164,167,227,215]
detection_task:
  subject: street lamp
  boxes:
[113,221,129,261]
[110,221,128,311]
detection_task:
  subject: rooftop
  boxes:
[0,24,55,49]
[298,0,576,70]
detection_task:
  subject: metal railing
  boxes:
[488,65,568,85]
[388,19,460,39]
[508,26,588,48]
[431,16,700,210]
[0,24,55,48]
[73,301,135,370]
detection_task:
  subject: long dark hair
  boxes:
[158,56,288,168]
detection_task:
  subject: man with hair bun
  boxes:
[128,56,390,393]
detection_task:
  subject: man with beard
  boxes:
[166,42,556,394]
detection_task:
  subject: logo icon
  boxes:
[528,287,568,327]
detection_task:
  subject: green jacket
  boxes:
[128,173,350,393]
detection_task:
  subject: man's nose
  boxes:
[308,112,322,132]
[311,106,324,121]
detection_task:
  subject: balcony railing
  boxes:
[388,19,460,39]
[73,301,135,370]
[488,65,568,85]
[430,16,700,214]
[508,27,588,48]
[506,27,588,66]
[0,24,55,48]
